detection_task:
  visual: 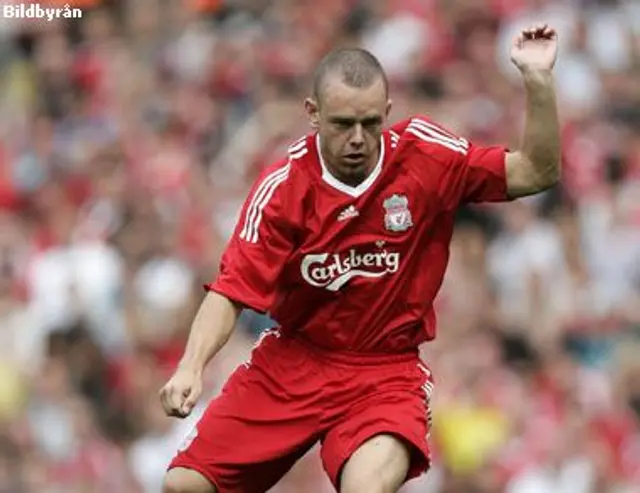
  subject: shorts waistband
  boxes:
[283,333,420,366]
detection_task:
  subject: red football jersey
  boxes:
[207,116,509,352]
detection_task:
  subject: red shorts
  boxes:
[169,330,434,493]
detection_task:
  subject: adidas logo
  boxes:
[338,205,359,221]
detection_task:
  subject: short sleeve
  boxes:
[457,143,509,204]
[205,161,297,312]
[405,117,510,208]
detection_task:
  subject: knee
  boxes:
[163,467,216,493]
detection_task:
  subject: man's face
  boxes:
[305,75,391,186]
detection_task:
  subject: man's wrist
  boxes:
[177,358,205,376]
[520,68,554,88]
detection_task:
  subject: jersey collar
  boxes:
[315,133,385,198]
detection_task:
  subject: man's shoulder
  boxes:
[260,133,317,176]
[389,114,455,132]
[388,115,470,161]
[249,133,317,214]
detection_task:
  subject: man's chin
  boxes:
[336,163,369,185]
[340,157,369,172]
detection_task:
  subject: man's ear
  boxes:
[304,98,320,129]
[386,99,392,119]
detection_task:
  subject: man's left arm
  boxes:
[505,24,561,199]
[429,25,561,207]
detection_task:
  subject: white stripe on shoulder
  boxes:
[411,118,469,147]
[239,163,291,243]
[389,130,400,141]
[407,127,468,155]
[247,169,290,243]
[407,120,469,155]
[288,136,307,155]
[409,119,469,151]
[289,147,308,160]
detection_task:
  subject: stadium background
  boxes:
[0,0,639,491]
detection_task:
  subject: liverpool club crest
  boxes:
[383,194,413,232]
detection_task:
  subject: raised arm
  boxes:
[505,24,561,199]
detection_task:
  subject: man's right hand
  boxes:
[159,365,203,418]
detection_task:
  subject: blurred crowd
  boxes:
[0,0,639,492]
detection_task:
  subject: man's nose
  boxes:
[350,124,364,148]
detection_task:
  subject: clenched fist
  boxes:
[511,24,559,73]
[159,366,203,418]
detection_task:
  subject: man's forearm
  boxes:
[519,70,561,190]
[179,291,241,374]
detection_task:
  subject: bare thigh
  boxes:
[163,467,217,493]
[339,434,411,493]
